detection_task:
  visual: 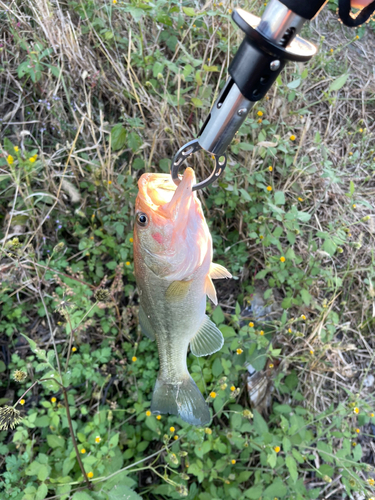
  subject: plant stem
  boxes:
[62,388,92,490]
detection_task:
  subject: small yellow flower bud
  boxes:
[210,391,216,398]
[280,256,286,263]
[87,471,94,478]
[146,410,151,417]
[274,446,280,453]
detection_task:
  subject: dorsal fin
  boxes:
[205,275,217,305]
[190,315,224,357]
[210,262,232,279]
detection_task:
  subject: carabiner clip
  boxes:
[170,139,227,191]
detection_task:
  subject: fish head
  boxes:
[134,168,211,280]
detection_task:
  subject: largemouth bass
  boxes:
[133,168,231,426]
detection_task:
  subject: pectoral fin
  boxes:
[166,280,192,302]
[205,275,217,305]
[210,262,232,279]
[190,315,224,357]
[139,305,155,341]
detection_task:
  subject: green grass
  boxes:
[1,0,375,499]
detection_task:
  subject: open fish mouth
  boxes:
[136,168,197,221]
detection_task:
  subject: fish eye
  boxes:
[136,212,149,227]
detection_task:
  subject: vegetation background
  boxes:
[1,0,375,499]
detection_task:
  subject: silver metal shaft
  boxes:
[198,0,307,156]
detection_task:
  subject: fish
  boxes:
[133,167,231,426]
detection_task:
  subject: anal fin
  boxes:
[190,315,224,357]
[139,305,156,341]
[210,262,232,279]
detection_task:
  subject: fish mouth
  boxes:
[136,168,197,221]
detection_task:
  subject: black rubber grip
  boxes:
[338,0,375,27]
[278,0,327,19]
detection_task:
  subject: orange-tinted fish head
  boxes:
[134,168,211,280]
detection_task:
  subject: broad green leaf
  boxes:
[328,73,349,93]
[286,454,298,482]
[156,12,172,26]
[300,289,311,306]
[191,97,203,107]
[245,484,263,498]
[36,483,48,500]
[108,485,142,500]
[253,409,268,435]
[183,6,195,16]
[202,64,218,72]
[47,434,65,448]
[263,479,287,498]
[72,492,94,500]
[274,191,285,205]
[111,124,127,151]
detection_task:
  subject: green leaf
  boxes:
[127,132,142,152]
[300,289,311,306]
[328,73,349,93]
[191,97,203,107]
[253,409,268,435]
[47,434,65,448]
[263,479,287,498]
[212,306,225,325]
[72,492,94,500]
[183,6,195,16]
[38,464,51,481]
[349,180,355,197]
[108,485,142,500]
[156,11,172,26]
[212,357,223,377]
[111,124,127,151]
[36,483,48,500]
[133,158,144,170]
[245,484,263,498]
[286,455,298,482]
[267,451,277,468]
[202,65,219,72]
[323,238,336,256]
[274,191,285,205]
[352,443,362,461]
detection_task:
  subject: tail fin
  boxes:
[151,376,210,426]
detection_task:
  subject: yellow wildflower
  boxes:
[87,471,94,479]
[14,146,19,152]
[352,204,357,209]
[368,478,375,486]
[146,410,151,417]
[257,111,263,117]
[353,407,359,414]
[230,386,236,392]
[267,186,272,191]
[126,262,131,266]
[274,446,280,453]
[298,197,303,202]
[170,426,175,433]
[156,415,161,420]
[269,363,274,369]
[210,391,216,398]
[290,135,296,141]
[72,347,77,352]
[280,256,286,263]
[129,237,134,243]
[132,356,137,362]
[29,157,36,163]
[259,330,264,336]
[205,427,212,434]
[236,348,243,355]
[301,315,306,320]
[355,428,360,433]
[259,235,264,240]
[81,448,86,454]
[51,397,57,403]
[7,155,14,164]
[268,166,273,171]
[174,435,178,440]
[249,322,254,328]
[20,399,25,405]
[231,459,236,464]
[95,436,101,443]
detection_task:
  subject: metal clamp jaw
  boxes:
[171,0,318,190]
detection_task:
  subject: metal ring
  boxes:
[171,139,227,191]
